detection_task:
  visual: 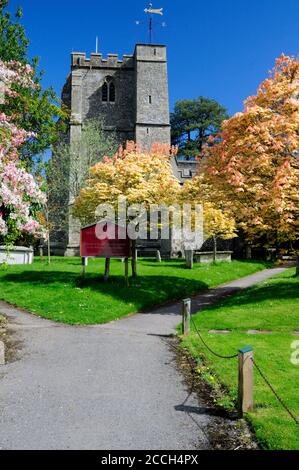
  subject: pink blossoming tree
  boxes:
[0,60,46,246]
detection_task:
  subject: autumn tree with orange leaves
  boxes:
[199,54,299,274]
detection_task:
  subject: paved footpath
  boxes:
[0,267,287,450]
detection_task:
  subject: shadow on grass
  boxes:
[1,270,208,313]
[205,279,299,313]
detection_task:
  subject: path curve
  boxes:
[0,266,287,450]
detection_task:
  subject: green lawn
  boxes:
[0,257,269,325]
[181,268,299,450]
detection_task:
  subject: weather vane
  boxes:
[136,3,166,44]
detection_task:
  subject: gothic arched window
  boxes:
[102,82,108,102]
[102,77,115,103]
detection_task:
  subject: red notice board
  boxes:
[80,222,130,258]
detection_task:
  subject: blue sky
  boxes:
[8,0,299,115]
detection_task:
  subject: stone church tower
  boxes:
[59,44,172,256]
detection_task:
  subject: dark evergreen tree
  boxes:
[171,97,228,158]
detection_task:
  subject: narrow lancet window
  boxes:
[102,78,115,103]
[102,82,108,102]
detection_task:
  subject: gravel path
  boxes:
[0,266,287,450]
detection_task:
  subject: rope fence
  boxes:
[252,358,299,426]
[190,315,238,360]
[182,298,299,425]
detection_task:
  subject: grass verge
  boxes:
[180,268,299,450]
[0,257,269,325]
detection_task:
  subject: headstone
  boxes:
[185,250,194,269]
[245,246,252,259]
[209,330,231,335]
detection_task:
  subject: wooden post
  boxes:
[104,258,111,282]
[124,258,129,286]
[185,250,194,269]
[156,250,162,263]
[0,340,5,365]
[238,346,254,416]
[131,241,137,278]
[182,299,191,336]
[81,257,88,277]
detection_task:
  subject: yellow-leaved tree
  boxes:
[73,142,181,276]
[181,175,237,261]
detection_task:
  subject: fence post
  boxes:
[238,346,254,416]
[182,299,191,336]
[0,341,5,365]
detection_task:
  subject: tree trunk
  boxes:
[47,239,51,265]
[45,205,51,265]
[124,258,129,287]
[104,258,111,282]
[296,255,299,277]
[197,128,204,152]
[131,240,137,278]
[213,236,217,263]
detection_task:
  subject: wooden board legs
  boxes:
[104,258,111,282]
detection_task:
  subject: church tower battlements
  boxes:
[62,44,171,152]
